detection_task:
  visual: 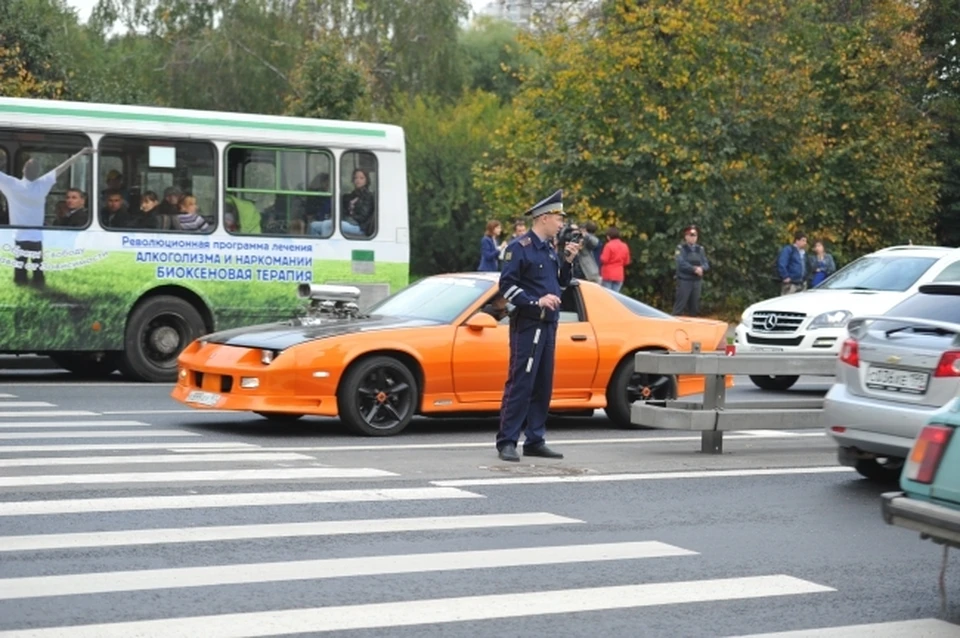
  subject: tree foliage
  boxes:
[0,0,76,98]
[475,0,939,313]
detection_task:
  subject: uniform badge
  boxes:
[504,251,512,261]
[518,237,532,247]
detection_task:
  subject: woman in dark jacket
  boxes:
[806,240,837,288]
[477,219,505,272]
[341,169,376,236]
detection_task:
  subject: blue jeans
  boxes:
[601,280,623,292]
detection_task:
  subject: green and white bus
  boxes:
[0,97,409,382]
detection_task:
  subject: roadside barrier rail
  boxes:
[630,350,837,454]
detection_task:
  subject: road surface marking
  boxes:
[0,467,396,488]
[433,466,855,487]
[0,420,149,429]
[0,442,256,453]
[102,409,231,414]
[0,402,54,408]
[0,452,314,468]
[730,618,960,637]
[0,487,483,516]
[0,575,833,637]
[0,540,677,597]
[0,512,579,552]
[0,411,98,418]
[0,430,199,439]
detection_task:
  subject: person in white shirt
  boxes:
[0,148,94,287]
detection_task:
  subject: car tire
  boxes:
[338,356,418,436]
[606,354,676,429]
[50,352,121,378]
[120,296,206,383]
[854,458,904,483]
[254,412,304,422]
[749,375,799,391]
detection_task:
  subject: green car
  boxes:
[882,398,960,547]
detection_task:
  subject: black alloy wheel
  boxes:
[338,356,418,436]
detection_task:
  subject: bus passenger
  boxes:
[102,189,133,227]
[53,188,88,227]
[176,193,211,232]
[341,168,374,237]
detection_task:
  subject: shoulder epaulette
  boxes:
[518,236,532,247]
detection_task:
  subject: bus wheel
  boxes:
[121,296,205,383]
[50,352,120,378]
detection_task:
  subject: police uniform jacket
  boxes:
[676,243,709,281]
[500,231,573,323]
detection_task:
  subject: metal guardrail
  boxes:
[630,350,837,454]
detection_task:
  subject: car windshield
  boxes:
[820,256,937,292]
[607,289,673,319]
[368,276,492,323]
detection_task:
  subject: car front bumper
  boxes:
[882,491,960,548]
[733,323,843,358]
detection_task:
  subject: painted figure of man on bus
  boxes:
[0,147,94,288]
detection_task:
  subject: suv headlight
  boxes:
[740,310,751,327]
[809,310,852,329]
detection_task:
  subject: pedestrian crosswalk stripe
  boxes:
[0,467,396,488]
[0,430,199,440]
[0,442,257,453]
[0,401,54,408]
[0,420,150,429]
[0,486,484,517]
[0,394,16,398]
[0,541,693,599]
[433,466,855,487]
[0,452,314,468]
[0,512,579,552]
[0,411,98,418]
[0,575,834,637]
[729,618,959,637]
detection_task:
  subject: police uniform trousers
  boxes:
[497,315,558,450]
[673,278,701,316]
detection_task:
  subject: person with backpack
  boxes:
[777,231,808,295]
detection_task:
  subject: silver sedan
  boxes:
[823,283,960,481]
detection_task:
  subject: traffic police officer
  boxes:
[673,224,709,316]
[496,189,580,462]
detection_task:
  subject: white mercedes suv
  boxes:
[735,246,960,390]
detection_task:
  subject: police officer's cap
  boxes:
[681,224,699,236]
[524,189,566,218]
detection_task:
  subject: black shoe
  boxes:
[524,443,563,459]
[498,443,520,462]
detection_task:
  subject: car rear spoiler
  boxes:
[847,315,960,342]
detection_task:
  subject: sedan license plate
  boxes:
[186,390,221,407]
[865,366,929,394]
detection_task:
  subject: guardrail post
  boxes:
[701,371,726,455]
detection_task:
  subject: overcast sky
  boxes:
[63,0,491,24]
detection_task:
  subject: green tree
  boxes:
[459,16,534,103]
[386,90,506,276]
[285,36,367,120]
[475,0,939,315]
[0,0,78,98]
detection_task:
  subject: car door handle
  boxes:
[571,335,588,341]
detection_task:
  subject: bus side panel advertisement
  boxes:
[0,230,408,352]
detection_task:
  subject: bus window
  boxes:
[225,145,333,237]
[98,136,216,232]
[0,129,92,230]
[340,151,377,239]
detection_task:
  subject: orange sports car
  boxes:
[172,273,730,436]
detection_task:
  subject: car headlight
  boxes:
[740,310,752,327]
[809,310,852,329]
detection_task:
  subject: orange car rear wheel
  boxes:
[338,355,419,436]
[605,354,676,429]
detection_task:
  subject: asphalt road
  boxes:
[0,372,958,637]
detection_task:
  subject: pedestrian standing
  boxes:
[496,189,580,462]
[806,240,836,288]
[477,219,504,272]
[599,225,630,292]
[673,224,709,316]
[777,231,808,295]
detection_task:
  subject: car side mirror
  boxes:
[465,313,498,331]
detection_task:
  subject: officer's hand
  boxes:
[694,266,703,276]
[538,294,561,310]
[783,278,791,283]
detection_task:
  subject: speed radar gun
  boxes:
[297,283,363,319]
